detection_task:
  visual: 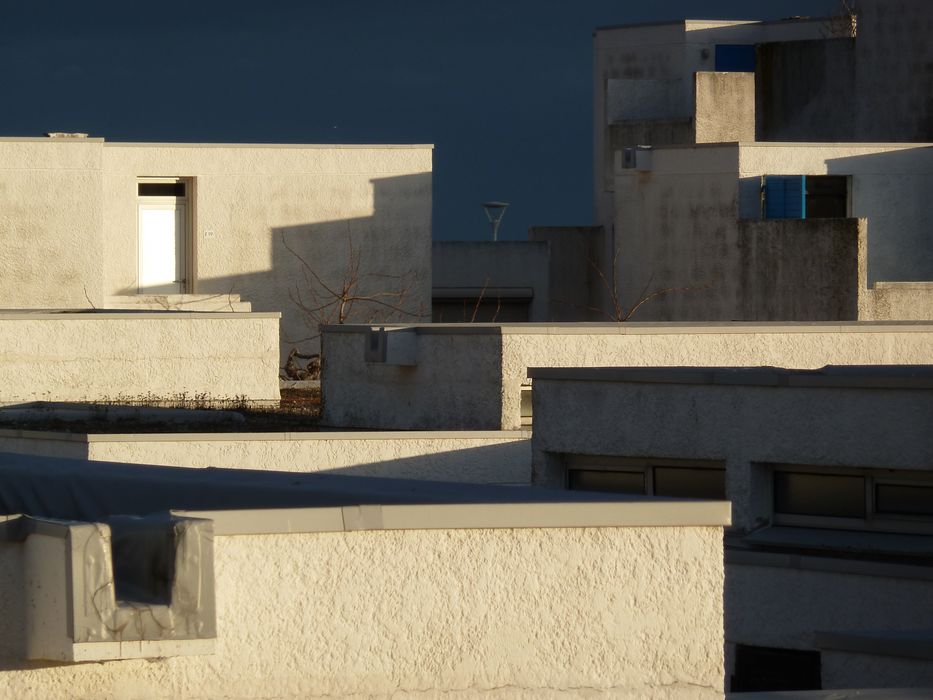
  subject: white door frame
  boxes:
[137,177,190,294]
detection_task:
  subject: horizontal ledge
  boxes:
[527,365,933,390]
[0,429,529,443]
[175,499,732,535]
[322,321,933,336]
[816,630,933,661]
[432,287,535,299]
[725,548,933,582]
[0,311,281,320]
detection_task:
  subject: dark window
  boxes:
[774,472,866,519]
[731,644,821,692]
[138,182,186,197]
[568,469,645,495]
[654,466,726,499]
[805,175,848,218]
[715,44,757,72]
[431,299,530,323]
[875,483,933,516]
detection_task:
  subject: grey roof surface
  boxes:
[0,452,728,527]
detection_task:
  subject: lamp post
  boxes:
[482,201,509,242]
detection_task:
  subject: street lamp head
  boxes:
[482,201,509,241]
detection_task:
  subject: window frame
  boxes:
[771,464,933,535]
[563,454,726,499]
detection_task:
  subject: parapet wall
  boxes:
[0,312,280,403]
[322,322,933,430]
[0,509,726,698]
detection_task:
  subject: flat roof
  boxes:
[0,137,434,149]
[0,452,731,530]
[527,365,933,390]
[594,16,827,33]
[0,428,528,443]
[0,310,280,320]
[323,321,933,336]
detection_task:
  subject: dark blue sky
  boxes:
[0,0,836,240]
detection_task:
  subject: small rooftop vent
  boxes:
[45,132,89,139]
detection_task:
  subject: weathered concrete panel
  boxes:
[528,226,605,321]
[0,139,105,308]
[694,72,755,144]
[0,312,280,403]
[0,524,726,697]
[737,218,861,321]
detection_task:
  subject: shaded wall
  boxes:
[737,218,861,321]
[528,226,605,321]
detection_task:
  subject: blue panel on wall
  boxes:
[764,176,807,219]
[715,44,757,72]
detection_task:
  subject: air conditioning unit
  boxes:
[622,146,653,171]
[364,327,418,366]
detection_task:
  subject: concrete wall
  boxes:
[528,226,605,321]
[693,72,755,144]
[431,241,549,322]
[0,138,105,308]
[737,218,861,321]
[593,18,837,235]
[0,430,531,485]
[527,367,933,531]
[102,143,433,363]
[756,39,857,142]
[0,522,726,698]
[321,322,933,431]
[853,0,933,142]
[528,367,933,690]
[860,282,933,321]
[0,312,280,403]
[727,562,933,690]
[614,143,933,321]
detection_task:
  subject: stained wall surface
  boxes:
[614,143,933,321]
[0,524,725,698]
[322,323,933,430]
[0,313,280,403]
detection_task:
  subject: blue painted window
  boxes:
[764,176,807,219]
[715,44,757,72]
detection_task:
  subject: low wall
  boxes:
[0,509,726,698]
[0,312,280,403]
[527,366,933,531]
[0,430,531,485]
[322,322,933,430]
[860,282,933,321]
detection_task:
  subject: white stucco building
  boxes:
[0,135,433,364]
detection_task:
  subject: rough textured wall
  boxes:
[0,314,280,403]
[0,139,104,308]
[615,168,741,321]
[737,218,860,321]
[727,563,933,688]
[432,241,549,321]
[78,434,531,485]
[738,143,933,284]
[321,324,933,431]
[860,282,933,320]
[756,39,857,142]
[530,376,933,530]
[528,227,605,321]
[0,526,725,698]
[102,145,433,365]
[854,0,933,142]
[322,329,505,430]
[694,72,755,144]
[499,326,933,430]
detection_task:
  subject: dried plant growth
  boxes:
[588,249,710,322]
[281,227,427,344]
